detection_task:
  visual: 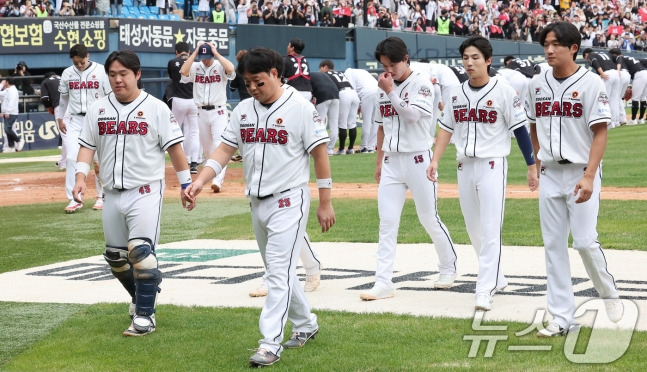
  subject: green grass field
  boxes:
[0,124,645,370]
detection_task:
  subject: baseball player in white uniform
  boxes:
[408,61,443,138]
[528,22,622,337]
[58,44,111,213]
[73,50,190,337]
[182,47,335,367]
[180,41,235,192]
[582,48,621,128]
[609,49,647,125]
[609,50,630,126]
[428,36,538,311]
[319,60,361,154]
[344,67,379,153]
[360,37,457,301]
[168,41,201,173]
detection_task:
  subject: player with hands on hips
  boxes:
[182,47,334,367]
[360,37,457,302]
[73,50,190,337]
[428,36,538,311]
[527,22,622,337]
[180,41,235,193]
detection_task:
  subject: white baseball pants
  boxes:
[198,106,228,187]
[359,93,378,151]
[315,99,339,154]
[602,69,620,126]
[457,157,509,296]
[338,89,360,130]
[64,114,100,202]
[374,151,457,287]
[250,185,318,356]
[172,97,200,163]
[539,162,619,329]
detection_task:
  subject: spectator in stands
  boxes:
[320,0,334,25]
[109,0,121,17]
[72,0,84,15]
[197,0,209,21]
[412,16,425,32]
[353,2,364,26]
[607,33,620,49]
[320,11,333,26]
[304,3,317,26]
[33,0,49,16]
[247,0,261,23]
[11,61,34,96]
[489,17,504,38]
[211,1,226,22]
[366,0,377,27]
[290,0,306,26]
[224,0,234,23]
[237,0,249,23]
[635,32,647,51]
[20,0,35,16]
[333,0,351,27]
[390,11,400,30]
[0,78,25,152]
[262,1,278,24]
[593,32,607,47]
[397,0,409,29]
[58,0,74,15]
[95,0,109,16]
[376,7,392,28]
[437,9,450,34]
[452,15,468,35]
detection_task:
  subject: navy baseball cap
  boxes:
[197,43,214,60]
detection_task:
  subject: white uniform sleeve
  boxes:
[180,62,197,84]
[504,85,527,132]
[58,71,69,118]
[585,78,612,127]
[373,93,383,126]
[223,63,236,81]
[303,105,330,153]
[408,77,435,117]
[78,111,97,150]
[525,76,538,123]
[157,104,184,151]
[437,100,455,133]
[222,107,240,149]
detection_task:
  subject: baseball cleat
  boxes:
[360,284,394,301]
[93,198,104,210]
[345,149,354,154]
[304,272,321,292]
[537,322,579,338]
[16,139,25,152]
[64,201,83,214]
[249,281,268,297]
[190,162,198,174]
[433,273,456,289]
[475,293,492,311]
[211,182,222,193]
[334,149,345,155]
[123,314,156,337]
[604,299,624,323]
[249,348,280,367]
[283,329,318,348]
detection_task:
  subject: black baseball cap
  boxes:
[197,43,214,60]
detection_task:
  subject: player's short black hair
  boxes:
[319,59,334,69]
[582,48,593,59]
[69,44,88,59]
[539,22,581,61]
[418,58,430,63]
[289,38,305,54]
[459,36,493,72]
[503,55,515,65]
[609,48,622,56]
[44,71,57,79]
[237,47,283,78]
[175,42,190,54]
[104,50,141,76]
[374,36,409,65]
[4,77,16,86]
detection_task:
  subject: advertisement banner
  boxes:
[0,18,108,54]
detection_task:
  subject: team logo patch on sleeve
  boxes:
[418,86,431,97]
[513,96,522,108]
[313,111,323,124]
[598,92,609,104]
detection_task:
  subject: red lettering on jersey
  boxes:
[128,121,138,134]
[454,108,497,123]
[106,121,116,135]
[98,122,106,135]
[380,104,398,117]
[536,101,583,118]
[138,122,148,135]
[266,128,278,143]
[255,128,266,143]
[116,121,127,135]
[277,130,288,144]
[488,111,497,123]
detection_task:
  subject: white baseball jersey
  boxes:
[181,61,235,107]
[526,67,611,164]
[343,68,378,100]
[59,61,111,115]
[439,77,526,160]
[78,91,184,190]
[375,70,436,152]
[221,86,329,197]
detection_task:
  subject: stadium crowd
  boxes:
[2,0,647,50]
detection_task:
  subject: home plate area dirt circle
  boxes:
[0,239,644,332]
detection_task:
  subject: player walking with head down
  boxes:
[182,47,335,367]
[528,22,623,337]
[428,36,538,311]
[73,50,191,337]
[360,36,457,301]
[180,41,235,193]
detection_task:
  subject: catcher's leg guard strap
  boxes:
[134,267,162,317]
[103,247,136,301]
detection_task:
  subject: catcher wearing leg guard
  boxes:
[72,50,189,336]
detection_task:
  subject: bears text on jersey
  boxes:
[68,81,100,89]
[98,121,149,135]
[194,74,222,83]
[453,108,498,123]
[535,101,583,118]
[240,128,288,145]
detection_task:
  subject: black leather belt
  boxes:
[201,105,216,110]
[257,189,290,200]
[74,112,86,116]
[558,159,572,164]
